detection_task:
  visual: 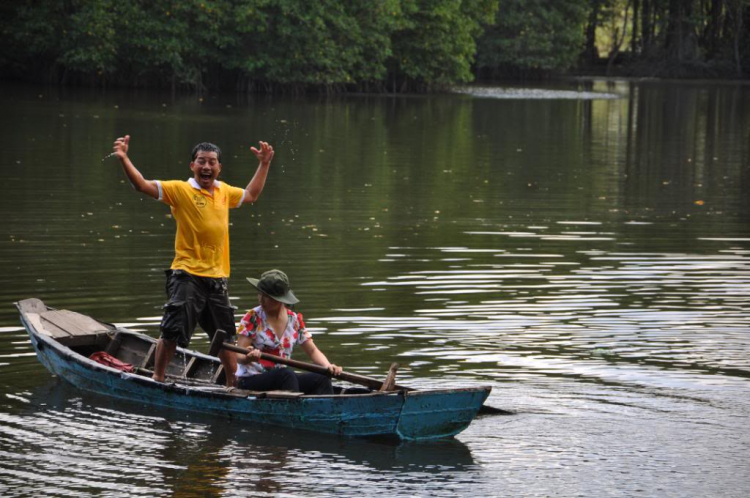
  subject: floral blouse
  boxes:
[235,306,312,377]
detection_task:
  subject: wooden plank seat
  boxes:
[40,309,112,334]
[31,308,116,348]
[20,310,112,349]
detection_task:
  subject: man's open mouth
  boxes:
[199,172,213,181]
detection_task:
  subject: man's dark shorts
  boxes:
[159,269,237,348]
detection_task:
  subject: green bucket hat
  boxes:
[247,269,299,305]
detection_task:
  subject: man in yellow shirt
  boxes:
[112,135,274,387]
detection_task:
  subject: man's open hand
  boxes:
[113,135,130,159]
[251,141,274,166]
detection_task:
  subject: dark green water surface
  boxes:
[1,80,749,496]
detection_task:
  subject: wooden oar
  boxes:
[217,333,513,415]
[221,342,409,392]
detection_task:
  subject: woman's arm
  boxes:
[236,335,261,364]
[300,340,342,376]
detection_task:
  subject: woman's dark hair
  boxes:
[191,142,222,162]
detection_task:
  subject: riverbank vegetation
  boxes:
[2,0,748,93]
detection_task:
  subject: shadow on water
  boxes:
[0,380,476,496]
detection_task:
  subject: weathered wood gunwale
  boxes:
[16,298,492,440]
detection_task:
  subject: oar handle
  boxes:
[221,342,409,391]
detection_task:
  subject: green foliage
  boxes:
[227,0,402,87]
[2,0,501,90]
[476,0,588,74]
[391,0,498,89]
[2,0,747,89]
[114,1,239,87]
[3,0,68,76]
[59,0,119,74]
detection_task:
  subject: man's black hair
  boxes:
[191,142,222,162]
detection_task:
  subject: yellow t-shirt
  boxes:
[157,179,245,278]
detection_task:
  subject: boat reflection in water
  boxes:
[1,381,477,496]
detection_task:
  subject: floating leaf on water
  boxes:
[694,200,705,206]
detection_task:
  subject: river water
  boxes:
[1,79,749,497]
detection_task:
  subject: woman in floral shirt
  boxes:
[235,269,342,394]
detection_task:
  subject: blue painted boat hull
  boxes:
[17,299,491,440]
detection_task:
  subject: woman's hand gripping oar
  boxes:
[221,341,405,391]
[213,331,510,413]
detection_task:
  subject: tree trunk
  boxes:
[732,1,744,75]
[641,0,652,56]
[704,0,725,59]
[631,0,640,54]
[584,0,603,64]
[607,0,633,75]
[666,0,697,62]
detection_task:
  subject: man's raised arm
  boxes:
[242,141,274,204]
[113,135,159,199]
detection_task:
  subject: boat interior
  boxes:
[17,298,372,397]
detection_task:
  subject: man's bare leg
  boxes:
[219,348,237,387]
[152,338,177,382]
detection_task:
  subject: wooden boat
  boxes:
[16,298,492,440]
